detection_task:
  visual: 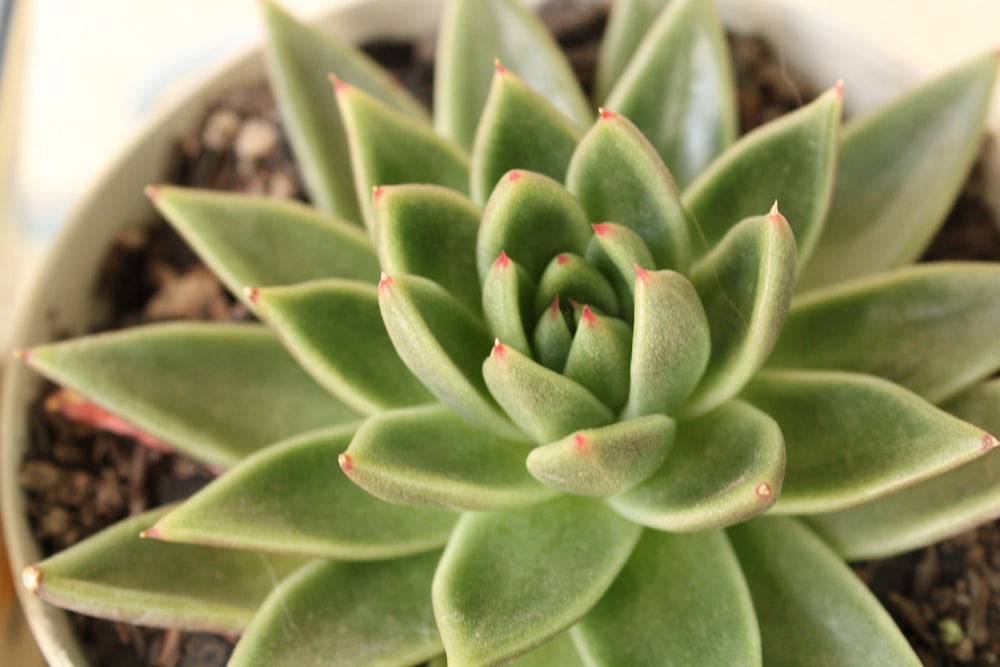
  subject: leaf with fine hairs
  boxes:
[594,0,669,102]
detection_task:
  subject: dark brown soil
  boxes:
[15,2,1000,666]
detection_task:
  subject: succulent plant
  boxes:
[16,0,1000,664]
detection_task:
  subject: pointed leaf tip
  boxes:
[12,348,28,362]
[243,287,259,305]
[495,250,510,269]
[592,223,610,236]
[755,482,773,500]
[573,433,589,455]
[493,339,505,358]
[144,184,161,202]
[508,170,521,182]
[834,80,844,97]
[982,433,998,452]
[22,566,41,594]
[372,185,384,202]
[328,74,349,95]
[378,272,391,291]
[599,108,614,120]
[338,452,353,474]
[581,305,598,326]
[634,264,649,282]
[549,295,560,313]
[494,58,507,75]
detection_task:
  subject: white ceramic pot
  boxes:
[2,1,997,665]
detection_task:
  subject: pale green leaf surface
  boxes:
[610,400,784,531]
[743,370,993,514]
[585,222,656,319]
[343,404,553,511]
[562,309,632,411]
[482,252,536,356]
[532,298,574,371]
[729,517,921,667]
[151,427,457,560]
[534,253,620,318]
[26,507,303,634]
[574,529,760,667]
[229,552,443,667]
[505,632,586,667]
[24,323,360,469]
[799,54,1000,291]
[594,0,669,101]
[432,496,641,666]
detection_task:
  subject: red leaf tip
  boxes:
[983,433,998,451]
[140,525,162,540]
[556,254,569,265]
[372,185,384,202]
[144,185,161,202]
[833,80,844,98]
[573,433,590,455]
[329,75,350,94]
[598,107,615,120]
[495,250,510,269]
[581,305,597,326]
[243,287,260,305]
[379,272,392,292]
[493,339,506,357]
[548,295,561,314]
[634,264,650,283]
[22,567,42,594]
[12,348,30,362]
[767,201,788,228]
[754,482,773,500]
[494,58,507,75]
[508,170,521,183]
[592,223,611,237]
[338,453,354,474]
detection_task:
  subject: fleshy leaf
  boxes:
[799,54,1000,291]
[681,209,797,417]
[150,427,457,560]
[566,111,692,271]
[433,496,641,666]
[434,0,590,151]
[683,85,841,265]
[229,552,442,667]
[729,517,922,667]
[743,370,996,514]
[504,632,586,667]
[477,170,592,282]
[574,530,760,667]
[471,63,583,204]
[624,268,710,418]
[254,280,434,414]
[594,0,668,101]
[586,222,656,319]
[533,297,574,372]
[482,252,536,356]
[23,507,303,634]
[336,81,469,232]
[150,186,379,310]
[562,307,632,411]
[526,415,675,497]
[379,274,522,439]
[534,253,620,318]
[343,404,553,511]
[262,1,426,221]
[483,341,615,444]
[602,0,737,188]
[769,263,1000,404]
[23,323,360,469]
[807,379,1000,559]
[610,400,784,531]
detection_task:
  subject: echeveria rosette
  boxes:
[16,0,1000,665]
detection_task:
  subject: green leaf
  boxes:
[562,307,632,411]
[681,209,797,417]
[610,400,784,531]
[229,552,442,667]
[261,1,426,222]
[683,86,841,266]
[482,251,536,356]
[23,507,303,634]
[477,170,592,282]
[624,269,710,418]
[343,404,553,511]
[432,496,641,666]
[602,0,737,188]
[807,379,1000,559]
[483,341,615,444]
[24,323,360,469]
[471,63,583,204]
[728,517,922,667]
[150,427,457,560]
[566,111,692,272]
[506,632,587,667]
[798,54,1000,291]
[585,222,657,319]
[532,297,574,372]
[374,184,483,316]
[743,370,995,514]
[594,0,668,102]
[769,263,1000,404]
[534,253,620,318]
[526,415,674,497]
[574,530,760,667]
[336,81,469,232]
[434,0,590,151]
[378,274,522,440]
[150,186,379,310]
[254,280,434,414]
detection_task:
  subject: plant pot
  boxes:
[2,1,997,665]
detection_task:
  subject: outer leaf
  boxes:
[603,0,737,188]
[728,517,922,667]
[150,186,378,310]
[471,64,583,204]
[566,110,692,272]
[526,415,675,497]
[574,530,760,667]
[505,632,586,667]
[336,82,469,232]
[681,209,797,417]
[482,252,536,356]
[624,269,710,418]
[594,0,668,101]
[379,274,522,439]
[799,54,1000,291]
[262,1,426,221]
[229,552,442,667]
[683,86,841,266]
[343,405,553,511]
[483,341,615,444]
[562,307,632,411]
[150,427,457,560]
[23,507,302,634]
[434,0,590,151]
[375,184,482,315]
[23,323,360,468]
[432,496,641,666]
[769,263,1000,404]
[610,400,784,531]
[807,379,1000,559]
[743,370,996,514]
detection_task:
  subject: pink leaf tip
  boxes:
[592,223,611,237]
[244,287,260,305]
[495,250,510,269]
[12,348,30,362]
[338,453,354,474]
[833,80,844,98]
[372,186,384,203]
[767,202,788,228]
[581,305,597,326]
[573,433,590,455]
[598,107,615,120]
[140,525,163,540]
[329,75,349,95]
[634,264,650,283]
[494,58,507,75]
[982,433,998,451]
[379,272,392,292]
[144,185,161,202]
[548,294,561,314]
[22,567,42,594]
[556,254,569,265]
[508,170,521,183]
[492,339,506,358]
[755,482,773,500]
